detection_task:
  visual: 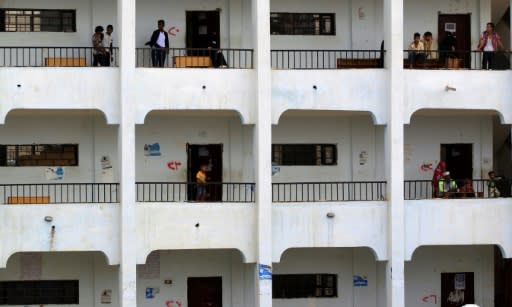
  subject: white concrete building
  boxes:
[0,0,511,306]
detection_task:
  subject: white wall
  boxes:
[136,113,254,182]
[0,112,118,183]
[405,245,494,307]
[270,0,384,50]
[272,115,385,182]
[136,250,255,307]
[273,248,384,307]
[404,115,493,180]
[0,0,117,46]
[135,0,253,49]
[0,252,119,307]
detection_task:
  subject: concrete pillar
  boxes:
[118,0,137,306]
[383,0,405,307]
[252,0,272,304]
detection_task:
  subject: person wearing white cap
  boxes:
[438,170,458,198]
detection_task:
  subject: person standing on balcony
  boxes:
[102,25,114,66]
[408,32,425,68]
[432,160,446,197]
[92,26,106,66]
[145,19,169,67]
[478,22,505,70]
[438,171,458,198]
[196,164,209,201]
[439,31,457,66]
[421,31,437,59]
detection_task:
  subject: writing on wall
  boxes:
[167,161,182,171]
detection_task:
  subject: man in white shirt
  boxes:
[102,25,114,66]
[145,20,169,67]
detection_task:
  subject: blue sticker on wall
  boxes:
[258,264,272,280]
[144,143,161,156]
[353,275,368,287]
[145,287,154,299]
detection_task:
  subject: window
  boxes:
[0,280,79,305]
[0,144,78,166]
[272,144,337,166]
[0,9,76,32]
[273,274,337,298]
[270,13,335,35]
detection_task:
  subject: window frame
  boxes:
[270,12,336,36]
[0,9,76,32]
[272,144,337,166]
[272,274,338,299]
[0,144,79,167]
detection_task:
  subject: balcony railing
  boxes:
[135,48,253,69]
[136,182,255,203]
[403,50,512,70]
[272,181,387,202]
[404,179,512,200]
[271,50,385,69]
[0,183,119,204]
[0,47,119,67]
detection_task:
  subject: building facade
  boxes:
[0,0,511,306]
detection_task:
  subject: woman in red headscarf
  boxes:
[432,160,446,197]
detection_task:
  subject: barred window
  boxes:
[273,274,337,298]
[0,144,78,166]
[0,280,79,305]
[271,13,335,35]
[272,144,337,166]
[0,9,76,32]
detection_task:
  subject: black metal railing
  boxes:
[271,50,385,69]
[136,48,253,69]
[0,47,119,67]
[0,183,119,204]
[403,50,512,70]
[136,182,255,202]
[404,179,512,200]
[272,181,386,202]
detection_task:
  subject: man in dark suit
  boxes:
[145,19,169,67]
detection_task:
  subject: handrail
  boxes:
[272,181,387,202]
[0,47,119,67]
[136,48,253,69]
[136,182,255,203]
[403,49,512,70]
[0,183,119,204]
[271,49,385,69]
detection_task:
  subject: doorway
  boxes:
[441,144,473,180]
[186,11,220,51]
[441,272,474,307]
[187,277,222,307]
[187,144,223,201]
[438,14,471,68]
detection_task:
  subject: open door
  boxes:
[186,10,220,53]
[438,14,471,68]
[441,144,473,180]
[441,272,474,307]
[187,144,223,201]
[187,277,222,307]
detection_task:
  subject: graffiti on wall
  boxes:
[167,161,182,171]
[419,162,434,172]
[422,294,437,304]
[165,300,182,307]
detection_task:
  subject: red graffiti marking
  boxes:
[422,294,437,304]
[420,163,433,172]
[165,300,182,307]
[167,26,180,36]
[167,161,182,170]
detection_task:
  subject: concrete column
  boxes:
[118,0,137,306]
[252,0,272,304]
[383,0,405,306]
